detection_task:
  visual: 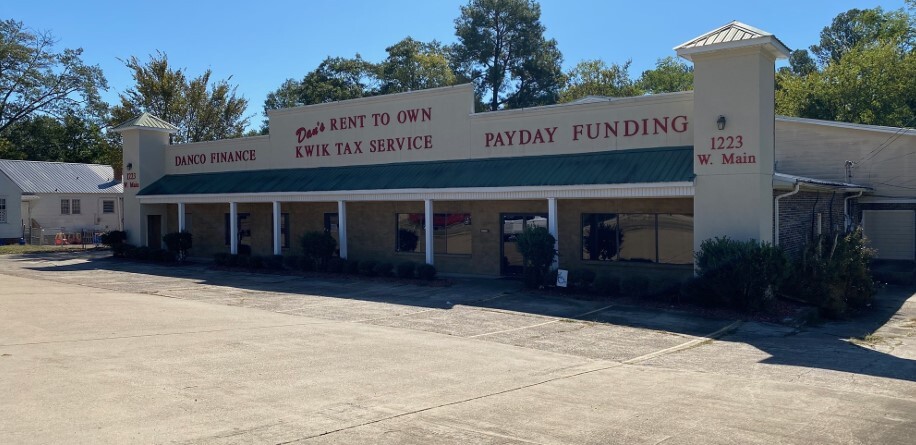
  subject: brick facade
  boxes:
[167,198,693,284]
[774,190,847,258]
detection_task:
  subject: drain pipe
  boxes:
[844,191,864,231]
[774,182,801,246]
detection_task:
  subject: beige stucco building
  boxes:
[112,21,915,281]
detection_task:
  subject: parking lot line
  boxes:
[622,320,743,365]
[465,304,616,339]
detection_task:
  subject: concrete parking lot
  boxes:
[1,252,914,444]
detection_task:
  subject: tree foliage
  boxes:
[809,7,913,65]
[0,19,107,134]
[636,57,694,94]
[378,37,457,94]
[453,0,563,110]
[0,114,118,164]
[558,59,641,103]
[776,6,916,128]
[110,52,249,144]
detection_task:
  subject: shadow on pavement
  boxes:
[16,252,916,383]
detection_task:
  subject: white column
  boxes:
[272,201,282,255]
[548,197,559,270]
[177,202,186,232]
[229,202,238,254]
[337,200,348,259]
[424,199,434,265]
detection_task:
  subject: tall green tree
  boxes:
[0,114,118,164]
[110,52,249,144]
[558,59,641,103]
[777,42,916,127]
[636,57,694,94]
[453,0,563,110]
[262,55,377,130]
[775,6,916,128]
[809,7,913,65]
[0,19,107,134]
[378,38,458,94]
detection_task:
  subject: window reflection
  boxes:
[397,213,471,255]
[581,213,693,265]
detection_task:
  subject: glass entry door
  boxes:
[500,213,548,276]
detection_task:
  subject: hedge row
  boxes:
[213,254,437,281]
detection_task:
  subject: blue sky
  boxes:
[5,0,910,131]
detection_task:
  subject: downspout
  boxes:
[844,191,864,232]
[774,182,800,246]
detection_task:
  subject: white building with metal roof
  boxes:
[0,160,123,242]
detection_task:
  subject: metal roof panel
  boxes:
[138,147,694,196]
[0,160,123,194]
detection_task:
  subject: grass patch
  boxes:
[0,245,92,255]
[851,332,883,346]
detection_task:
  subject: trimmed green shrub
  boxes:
[299,256,315,272]
[620,275,650,297]
[301,231,337,271]
[515,226,556,288]
[266,255,285,270]
[135,246,151,261]
[782,229,877,318]
[692,237,788,312]
[283,255,301,269]
[248,256,265,269]
[593,274,620,296]
[374,262,394,277]
[214,253,232,266]
[417,263,437,280]
[162,231,193,260]
[359,260,378,277]
[226,254,240,267]
[150,249,178,263]
[568,268,597,290]
[396,261,417,279]
[326,257,345,273]
[234,254,249,268]
[346,259,360,274]
[112,242,134,258]
[101,230,127,248]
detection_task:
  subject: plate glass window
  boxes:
[396,213,471,255]
[581,213,693,265]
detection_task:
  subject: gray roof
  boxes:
[774,172,872,192]
[112,112,179,133]
[0,159,123,194]
[675,21,790,61]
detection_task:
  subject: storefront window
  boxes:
[271,213,290,248]
[657,214,694,265]
[224,213,251,246]
[396,213,472,254]
[581,214,619,261]
[581,213,693,264]
[618,214,656,262]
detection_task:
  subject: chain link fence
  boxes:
[27,228,104,248]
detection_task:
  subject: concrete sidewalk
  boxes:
[1,262,914,444]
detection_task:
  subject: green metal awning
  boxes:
[138,146,693,196]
